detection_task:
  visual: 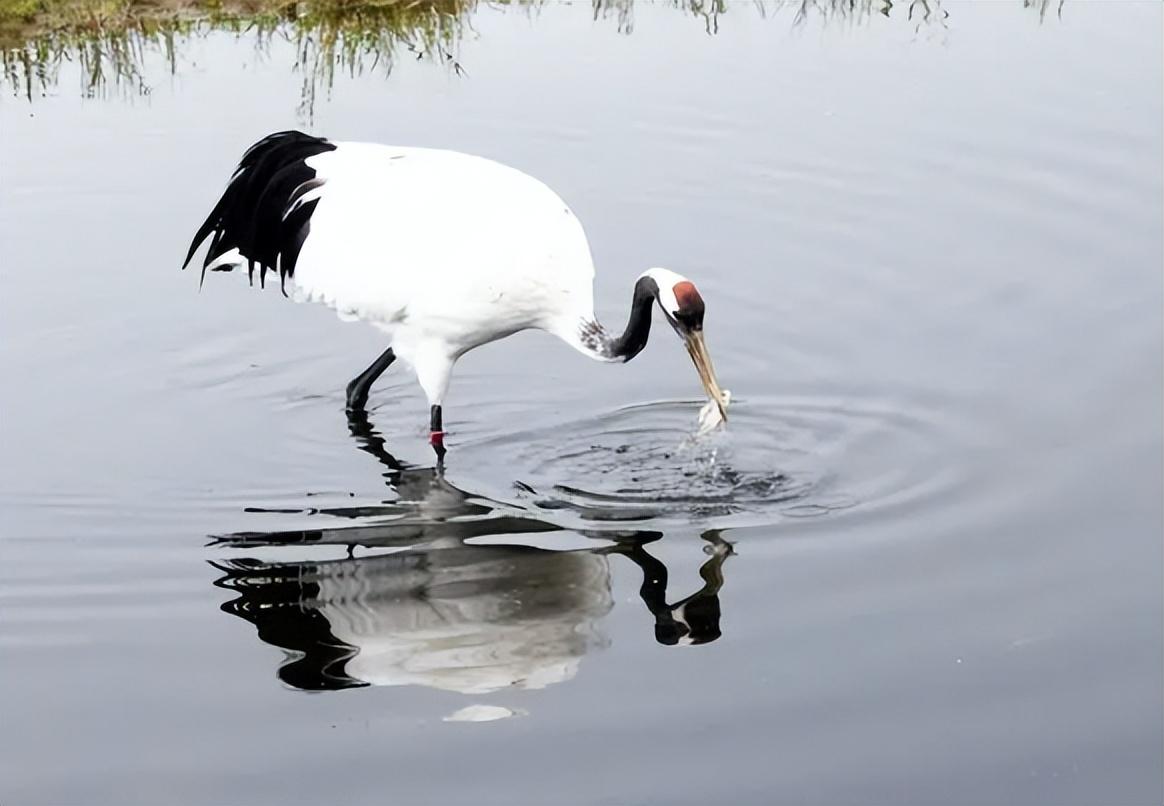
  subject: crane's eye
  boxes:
[674,308,703,332]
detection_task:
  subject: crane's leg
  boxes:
[430,404,446,460]
[414,349,454,461]
[345,347,396,412]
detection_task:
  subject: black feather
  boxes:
[279,198,320,290]
[183,130,337,294]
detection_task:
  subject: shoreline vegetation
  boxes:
[1,0,482,110]
[1,0,1063,114]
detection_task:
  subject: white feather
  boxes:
[289,144,597,402]
[641,267,686,315]
[188,134,725,434]
[204,247,243,273]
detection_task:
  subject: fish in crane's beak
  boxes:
[683,329,728,422]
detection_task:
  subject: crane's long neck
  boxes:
[578,275,659,362]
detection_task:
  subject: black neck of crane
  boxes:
[607,276,658,362]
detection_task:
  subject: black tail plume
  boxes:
[183,130,337,294]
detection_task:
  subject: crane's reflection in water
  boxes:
[210,411,732,692]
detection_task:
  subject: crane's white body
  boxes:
[287,144,602,404]
[188,133,718,432]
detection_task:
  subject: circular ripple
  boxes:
[462,393,974,529]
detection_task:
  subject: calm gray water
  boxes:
[1,2,1162,804]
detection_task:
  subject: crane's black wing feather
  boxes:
[183,130,337,294]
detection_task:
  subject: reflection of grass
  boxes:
[592,0,949,36]
[1,0,1058,114]
[1,0,476,110]
[1024,0,1064,21]
[251,1,475,118]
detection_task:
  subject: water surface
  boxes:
[1,2,1161,804]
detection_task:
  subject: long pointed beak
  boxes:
[684,330,728,422]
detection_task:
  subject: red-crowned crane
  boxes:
[184,131,728,457]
